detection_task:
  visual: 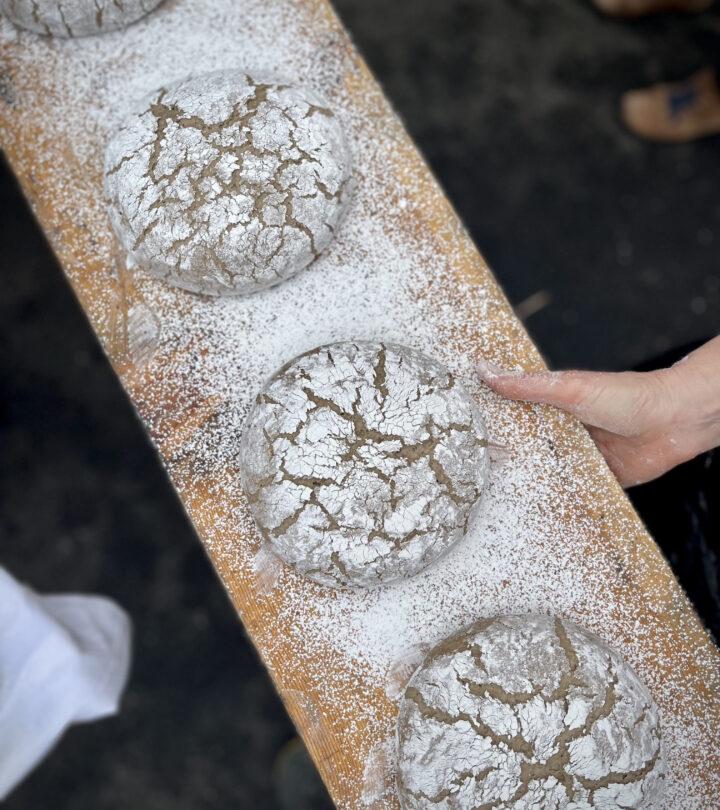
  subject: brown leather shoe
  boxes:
[593,0,712,17]
[621,68,720,142]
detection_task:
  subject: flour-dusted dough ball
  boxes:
[239,342,490,588]
[397,615,666,810]
[103,71,352,296]
[0,0,162,36]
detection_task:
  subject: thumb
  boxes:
[476,360,659,437]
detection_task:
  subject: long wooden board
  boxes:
[1,1,718,806]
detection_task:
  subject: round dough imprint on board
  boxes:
[103,70,352,296]
[396,614,666,810]
[239,341,490,588]
[0,0,163,36]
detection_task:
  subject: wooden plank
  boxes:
[1,1,718,807]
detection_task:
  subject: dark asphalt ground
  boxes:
[1,1,719,807]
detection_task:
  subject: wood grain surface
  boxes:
[1,1,718,807]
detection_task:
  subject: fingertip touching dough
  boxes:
[239,341,490,588]
[0,0,163,37]
[396,614,666,810]
[103,70,352,296]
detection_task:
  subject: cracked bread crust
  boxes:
[396,615,666,810]
[239,341,490,588]
[0,0,162,36]
[103,70,352,296]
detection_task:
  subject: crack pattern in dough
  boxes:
[239,342,490,588]
[103,70,352,295]
[0,0,162,37]
[396,615,666,810]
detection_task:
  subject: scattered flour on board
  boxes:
[0,1,718,807]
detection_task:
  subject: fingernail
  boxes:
[476,359,510,381]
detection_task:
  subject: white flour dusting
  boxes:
[239,341,490,587]
[396,615,665,809]
[0,0,162,37]
[104,70,352,295]
[0,1,718,807]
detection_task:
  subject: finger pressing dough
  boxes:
[239,341,490,588]
[396,614,666,810]
[0,0,163,36]
[103,70,352,295]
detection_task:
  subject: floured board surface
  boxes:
[0,1,718,806]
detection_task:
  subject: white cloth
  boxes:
[0,567,132,800]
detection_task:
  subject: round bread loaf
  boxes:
[239,341,490,587]
[0,0,163,36]
[103,70,352,296]
[396,614,666,810]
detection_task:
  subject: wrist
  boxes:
[661,337,720,460]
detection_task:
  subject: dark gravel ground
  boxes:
[1,1,718,807]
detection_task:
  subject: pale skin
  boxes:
[477,336,720,488]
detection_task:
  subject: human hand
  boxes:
[477,337,720,488]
